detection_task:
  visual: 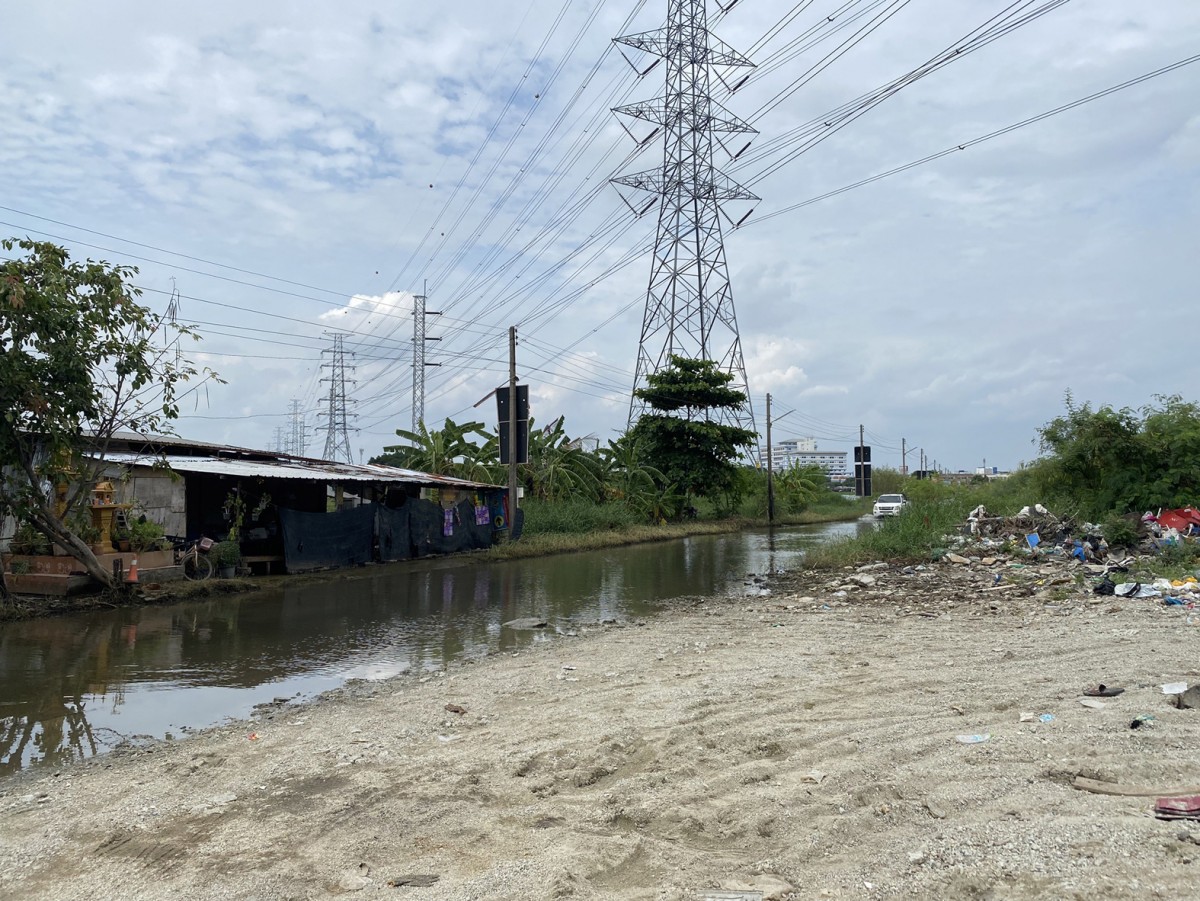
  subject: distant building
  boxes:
[763,437,848,478]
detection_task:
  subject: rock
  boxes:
[502,618,548,630]
[946,553,972,565]
[849,574,877,588]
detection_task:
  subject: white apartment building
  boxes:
[763,437,849,478]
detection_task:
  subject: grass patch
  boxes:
[804,495,974,569]
[520,499,643,535]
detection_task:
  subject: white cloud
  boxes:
[1,0,1197,469]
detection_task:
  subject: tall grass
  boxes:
[520,498,642,535]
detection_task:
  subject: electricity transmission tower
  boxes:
[319,332,356,463]
[611,0,759,440]
[286,399,308,456]
[411,286,441,434]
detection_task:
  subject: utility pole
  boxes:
[508,326,519,536]
[766,393,774,524]
[901,437,907,476]
[856,424,866,497]
[611,0,759,446]
[411,281,441,434]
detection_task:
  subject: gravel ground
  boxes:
[3,560,1200,900]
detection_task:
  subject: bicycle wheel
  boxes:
[183,553,213,581]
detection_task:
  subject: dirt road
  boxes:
[3,563,1199,900]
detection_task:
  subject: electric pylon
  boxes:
[319,332,356,463]
[611,0,759,440]
[287,399,308,457]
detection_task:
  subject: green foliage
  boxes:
[628,356,755,516]
[1036,393,1200,518]
[375,417,496,481]
[524,417,604,502]
[520,498,642,535]
[868,466,907,496]
[0,238,218,587]
[210,540,241,568]
[128,518,165,552]
[10,523,50,555]
[1100,514,1140,549]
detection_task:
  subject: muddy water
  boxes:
[0,519,871,775]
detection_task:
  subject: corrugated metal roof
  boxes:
[101,452,502,489]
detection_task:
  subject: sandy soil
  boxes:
[3,560,1200,901]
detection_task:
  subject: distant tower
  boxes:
[287,399,308,456]
[611,0,759,440]
[319,332,356,463]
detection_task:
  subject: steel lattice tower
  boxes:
[411,287,441,434]
[287,399,308,456]
[319,332,356,463]
[611,0,758,438]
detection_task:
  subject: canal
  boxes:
[0,519,872,775]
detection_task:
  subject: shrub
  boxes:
[210,540,241,568]
[521,498,642,535]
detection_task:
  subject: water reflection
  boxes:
[0,520,872,775]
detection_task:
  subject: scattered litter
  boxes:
[436,734,459,743]
[1079,698,1107,709]
[1115,583,1160,598]
[247,732,260,741]
[1019,712,1055,724]
[956,733,990,744]
[1130,714,1156,730]
[800,770,827,784]
[1155,795,1200,821]
[1162,682,1189,695]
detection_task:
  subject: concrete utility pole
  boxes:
[766,393,774,524]
[508,326,519,536]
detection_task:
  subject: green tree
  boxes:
[1036,393,1200,517]
[373,417,495,480]
[522,417,603,502]
[0,238,218,590]
[627,356,756,516]
[598,435,673,521]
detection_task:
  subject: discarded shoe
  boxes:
[1084,684,1125,697]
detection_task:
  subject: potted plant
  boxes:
[129,518,166,553]
[11,523,50,556]
[210,540,241,578]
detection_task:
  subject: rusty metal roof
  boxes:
[101,452,502,490]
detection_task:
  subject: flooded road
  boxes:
[0,519,871,775]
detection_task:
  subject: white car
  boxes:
[873,493,907,518]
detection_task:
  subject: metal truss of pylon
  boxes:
[611,0,759,445]
[287,399,308,457]
[319,332,356,464]
[411,287,441,434]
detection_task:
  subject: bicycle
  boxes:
[168,536,214,581]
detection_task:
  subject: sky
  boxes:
[2,0,1197,475]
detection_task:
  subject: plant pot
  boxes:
[218,565,236,579]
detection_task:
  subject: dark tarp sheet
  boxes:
[279,505,375,573]
[410,498,494,557]
[377,504,412,562]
